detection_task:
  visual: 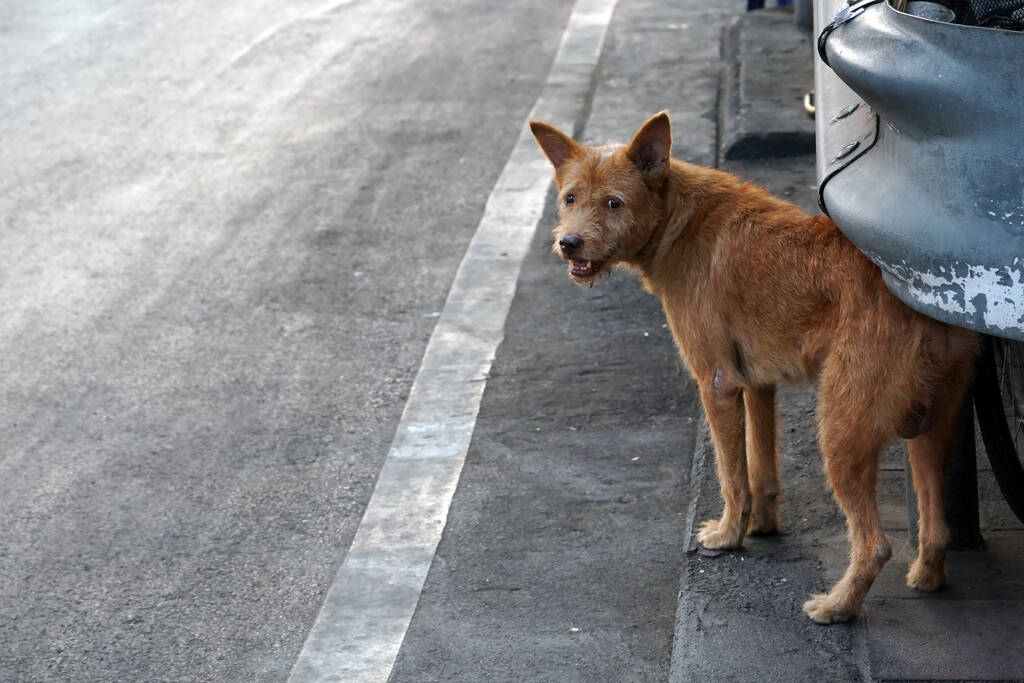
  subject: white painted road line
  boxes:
[286,0,620,680]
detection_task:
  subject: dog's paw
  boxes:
[747,507,780,536]
[697,518,743,550]
[802,594,855,625]
[906,559,946,592]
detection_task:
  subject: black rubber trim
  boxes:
[817,19,838,66]
[817,112,880,215]
[817,0,885,67]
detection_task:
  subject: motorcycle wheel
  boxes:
[974,335,1024,525]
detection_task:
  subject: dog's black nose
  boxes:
[559,235,584,255]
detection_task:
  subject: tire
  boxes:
[973,334,1024,526]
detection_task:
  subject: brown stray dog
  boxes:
[530,111,979,623]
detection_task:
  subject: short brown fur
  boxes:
[530,112,978,623]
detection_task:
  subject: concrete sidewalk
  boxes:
[670,10,1024,682]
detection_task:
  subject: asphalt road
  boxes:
[389,0,738,678]
[0,1,574,680]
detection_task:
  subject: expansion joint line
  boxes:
[286,0,620,680]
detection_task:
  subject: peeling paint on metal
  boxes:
[880,252,1024,333]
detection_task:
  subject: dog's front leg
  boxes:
[696,369,750,550]
[745,385,781,535]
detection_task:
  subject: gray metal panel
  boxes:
[814,0,1024,340]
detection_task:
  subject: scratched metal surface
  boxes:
[815,0,1024,340]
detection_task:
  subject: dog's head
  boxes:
[530,111,672,285]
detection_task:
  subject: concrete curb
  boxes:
[668,386,870,683]
[719,9,816,162]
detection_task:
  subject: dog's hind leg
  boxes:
[803,374,891,623]
[905,428,951,592]
[696,373,750,550]
[745,385,780,535]
[905,357,972,591]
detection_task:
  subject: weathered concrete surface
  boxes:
[866,533,1024,682]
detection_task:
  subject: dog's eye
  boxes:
[565,193,575,205]
[607,197,622,209]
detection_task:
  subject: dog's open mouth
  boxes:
[569,259,603,278]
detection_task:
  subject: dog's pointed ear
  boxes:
[627,111,672,178]
[530,121,582,171]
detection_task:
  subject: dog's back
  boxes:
[650,160,977,413]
